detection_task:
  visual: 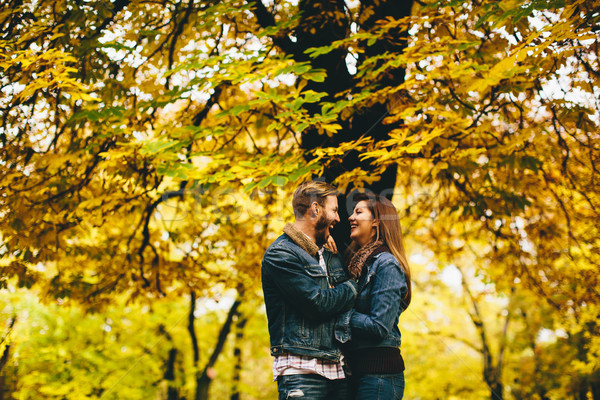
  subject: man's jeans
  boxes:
[277,374,348,400]
[353,372,405,400]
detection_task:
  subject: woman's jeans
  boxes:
[277,374,348,400]
[352,372,405,400]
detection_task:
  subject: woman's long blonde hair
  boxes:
[350,193,412,308]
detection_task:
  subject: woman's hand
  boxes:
[325,235,338,254]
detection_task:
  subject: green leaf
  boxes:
[244,181,259,192]
[258,177,271,188]
[271,176,287,186]
[302,70,327,82]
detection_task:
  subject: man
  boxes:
[261,181,358,399]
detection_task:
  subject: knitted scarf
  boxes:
[347,240,386,280]
[283,223,319,257]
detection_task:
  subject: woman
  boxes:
[343,193,412,400]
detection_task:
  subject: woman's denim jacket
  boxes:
[340,252,408,350]
[261,233,358,362]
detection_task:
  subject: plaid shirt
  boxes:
[272,352,346,381]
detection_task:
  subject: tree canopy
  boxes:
[1,0,599,398]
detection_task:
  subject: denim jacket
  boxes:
[261,233,358,361]
[343,252,408,349]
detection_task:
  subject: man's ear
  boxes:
[311,202,319,217]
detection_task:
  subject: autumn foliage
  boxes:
[1,0,599,399]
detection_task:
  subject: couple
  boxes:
[261,181,412,399]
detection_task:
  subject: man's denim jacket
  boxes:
[341,252,408,349]
[261,233,357,362]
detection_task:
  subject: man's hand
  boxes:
[325,235,338,254]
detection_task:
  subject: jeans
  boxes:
[277,374,348,400]
[352,373,405,400]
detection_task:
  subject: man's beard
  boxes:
[314,213,332,247]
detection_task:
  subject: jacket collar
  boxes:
[283,223,319,257]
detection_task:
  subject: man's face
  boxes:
[314,195,340,247]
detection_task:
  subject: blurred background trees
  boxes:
[1,0,598,398]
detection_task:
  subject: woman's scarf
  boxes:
[346,240,387,280]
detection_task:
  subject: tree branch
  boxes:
[166,0,195,89]
[251,0,297,55]
[188,290,200,366]
[195,297,242,400]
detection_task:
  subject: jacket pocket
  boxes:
[304,263,326,277]
[304,263,328,289]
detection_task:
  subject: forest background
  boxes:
[1,0,599,399]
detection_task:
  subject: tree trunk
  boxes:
[490,382,503,400]
[0,344,9,400]
[191,296,241,400]
[591,368,600,400]
[189,291,200,368]
[164,348,179,400]
[230,313,248,400]
[196,372,211,400]
[459,266,506,400]
[592,382,600,400]
[0,315,16,400]
[157,322,181,400]
[299,0,414,252]
[253,0,415,252]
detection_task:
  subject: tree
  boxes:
[386,1,600,397]
[0,289,274,400]
[1,0,599,398]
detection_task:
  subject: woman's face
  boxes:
[349,200,377,247]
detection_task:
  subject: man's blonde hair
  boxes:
[292,181,338,218]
